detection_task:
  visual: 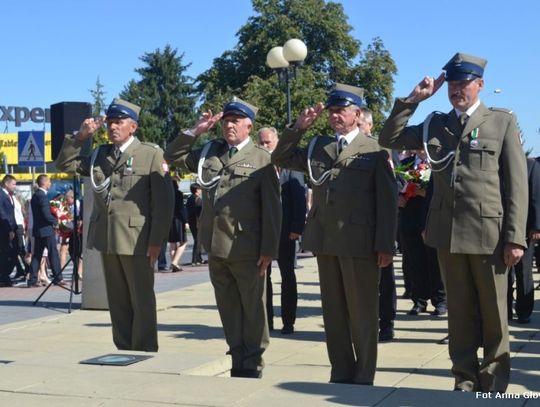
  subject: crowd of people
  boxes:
[1,51,538,393]
[1,174,80,287]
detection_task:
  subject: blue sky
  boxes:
[3,0,539,153]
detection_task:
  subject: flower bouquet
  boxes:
[50,195,74,239]
[394,161,431,201]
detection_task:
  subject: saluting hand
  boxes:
[405,73,445,104]
[293,102,325,130]
[189,110,223,137]
[78,116,106,140]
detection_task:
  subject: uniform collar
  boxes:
[454,99,480,118]
[336,127,360,145]
[228,136,251,152]
[115,136,135,154]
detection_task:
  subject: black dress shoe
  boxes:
[281,324,294,335]
[432,306,447,317]
[517,316,531,324]
[438,335,449,345]
[53,280,70,287]
[230,368,262,378]
[408,304,427,315]
[378,329,394,342]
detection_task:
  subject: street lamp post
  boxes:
[266,39,307,123]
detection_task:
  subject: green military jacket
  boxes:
[379,99,528,253]
[272,127,397,257]
[164,133,281,260]
[55,136,174,255]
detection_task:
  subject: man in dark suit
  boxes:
[27,174,65,287]
[272,84,397,385]
[379,52,527,393]
[258,127,307,335]
[0,174,18,286]
[398,151,446,316]
[186,183,203,265]
[507,157,540,323]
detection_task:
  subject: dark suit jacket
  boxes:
[0,190,17,246]
[280,169,306,236]
[31,189,57,238]
[526,158,540,233]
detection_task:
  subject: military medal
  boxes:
[469,128,479,148]
[124,157,134,175]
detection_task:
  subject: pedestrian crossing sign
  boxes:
[18,131,45,166]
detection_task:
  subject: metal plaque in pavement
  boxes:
[80,353,153,366]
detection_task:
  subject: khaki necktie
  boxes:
[113,146,121,160]
[459,113,469,130]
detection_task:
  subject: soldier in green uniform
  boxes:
[55,99,174,352]
[272,84,397,385]
[164,98,281,378]
[378,53,528,392]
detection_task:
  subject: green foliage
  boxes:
[89,76,109,146]
[120,45,198,147]
[197,0,396,142]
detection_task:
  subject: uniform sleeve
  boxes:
[163,132,200,173]
[271,127,309,172]
[378,98,425,151]
[55,135,92,176]
[39,194,58,227]
[500,114,528,247]
[374,150,398,254]
[149,148,175,247]
[260,163,282,258]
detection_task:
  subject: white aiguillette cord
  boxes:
[197,141,222,190]
[422,111,455,172]
[307,136,332,186]
[90,145,111,193]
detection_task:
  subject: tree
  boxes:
[120,45,198,147]
[89,76,108,146]
[198,0,396,139]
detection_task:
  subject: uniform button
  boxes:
[456,161,462,166]
[113,184,117,187]
[455,192,463,198]
[455,175,462,182]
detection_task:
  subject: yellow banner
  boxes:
[0,132,52,164]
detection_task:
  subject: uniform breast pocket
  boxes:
[467,140,499,171]
[232,166,259,185]
[202,163,221,179]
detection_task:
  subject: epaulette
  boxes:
[254,144,272,155]
[489,107,513,115]
[141,141,160,149]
